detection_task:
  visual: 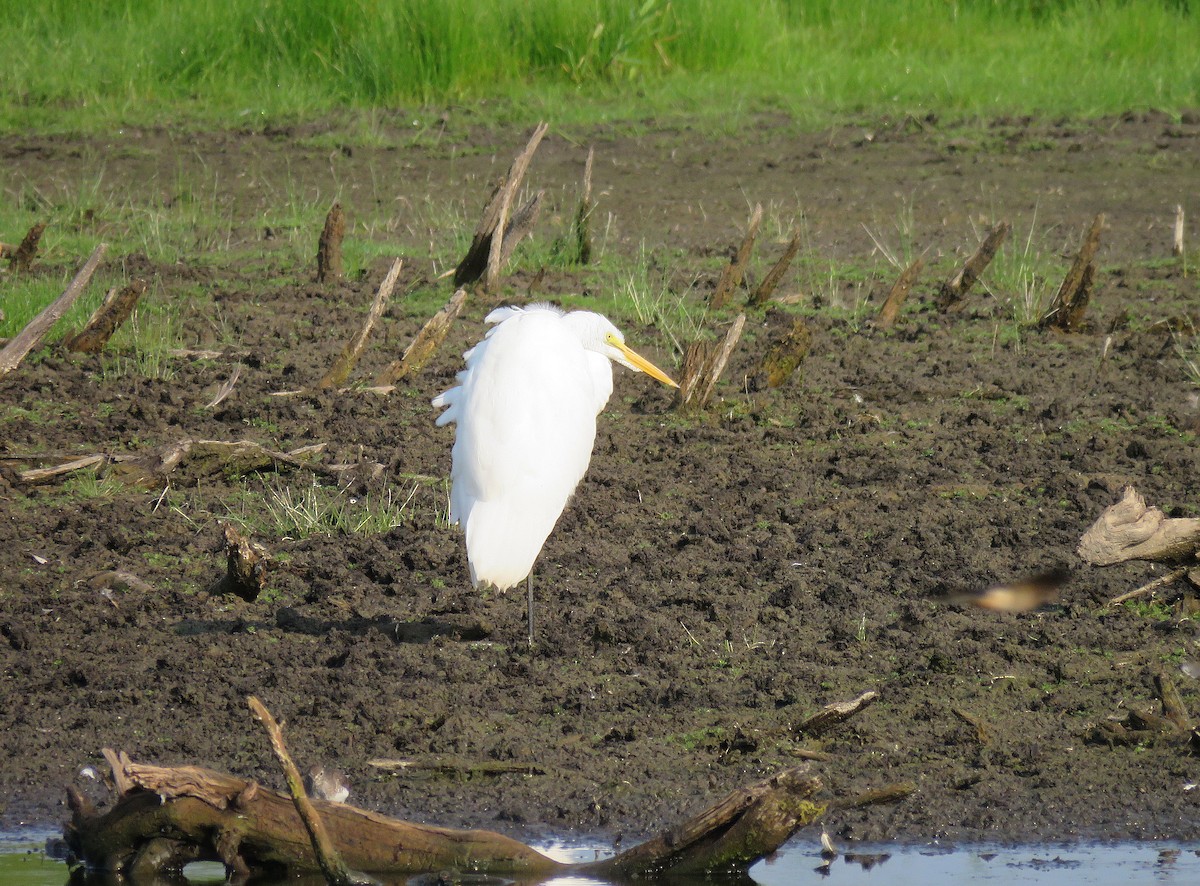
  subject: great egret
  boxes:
[433,304,678,643]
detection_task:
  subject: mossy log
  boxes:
[65,751,823,882]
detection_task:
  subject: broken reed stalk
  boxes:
[64,278,148,353]
[316,258,402,389]
[247,697,355,886]
[8,221,47,272]
[711,204,763,309]
[1041,213,1105,331]
[1173,204,1185,258]
[937,221,1010,310]
[748,226,801,307]
[316,202,346,283]
[875,256,925,329]
[574,145,595,264]
[375,288,468,386]
[675,314,746,411]
[455,122,549,287]
[0,242,107,377]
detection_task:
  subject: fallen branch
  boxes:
[374,288,468,386]
[937,221,1009,310]
[317,258,402,389]
[454,123,548,287]
[63,278,148,354]
[1107,566,1191,606]
[0,243,107,377]
[367,756,546,777]
[1078,486,1200,567]
[674,314,746,411]
[875,256,925,329]
[1041,213,1105,331]
[66,752,825,881]
[711,204,763,309]
[316,202,346,284]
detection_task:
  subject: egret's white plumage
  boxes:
[433,304,676,634]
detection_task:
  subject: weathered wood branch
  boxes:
[65,751,824,881]
[1041,213,1105,331]
[937,221,1009,310]
[374,287,468,386]
[875,256,925,329]
[0,242,107,376]
[795,690,878,737]
[64,278,148,353]
[711,204,763,309]
[1078,486,1200,567]
[317,258,402,389]
[454,122,548,287]
[316,202,346,283]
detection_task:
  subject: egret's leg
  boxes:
[526,572,535,646]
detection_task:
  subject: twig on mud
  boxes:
[794,690,879,738]
[1107,567,1191,606]
[366,756,547,777]
[317,258,402,389]
[0,243,107,377]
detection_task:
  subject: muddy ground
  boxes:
[1,111,1199,851]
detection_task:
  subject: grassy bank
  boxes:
[1,0,1198,132]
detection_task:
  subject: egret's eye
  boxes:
[604,332,619,346]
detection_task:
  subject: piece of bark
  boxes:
[316,202,346,283]
[316,258,402,389]
[749,226,801,307]
[875,256,925,329]
[951,707,992,744]
[937,221,1010,310]
[209,523,271,602]
[248,697,356,886]
[574,145,595,264]
[374,287,468,386]
[795,690,878,737]
[0,242,107,377]
[1078,486,1200,566]
[454,122,548,287]
[1155,669,1193,732]
[1173,204,1184,258]
[8,221,47,272]
[17,454,106,485]
[674,314,746,411]
[63,278,148,353]
[66,752,822,881]
[1042,213,1105,331]
[111,438,331,487]
[711,204,763,309]
[750,317,810,390]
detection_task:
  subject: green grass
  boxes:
[1,1,1197,133]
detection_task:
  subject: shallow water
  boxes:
[5,834,1199,885]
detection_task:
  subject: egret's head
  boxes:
[568,312,678,388]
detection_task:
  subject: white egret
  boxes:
[432,304,677,643]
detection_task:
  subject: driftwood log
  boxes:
[875,256,924,329]
[66,751,824,881]
[1078,486,1200,567]
[64,278,148,353]
[937,221,1009,310]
